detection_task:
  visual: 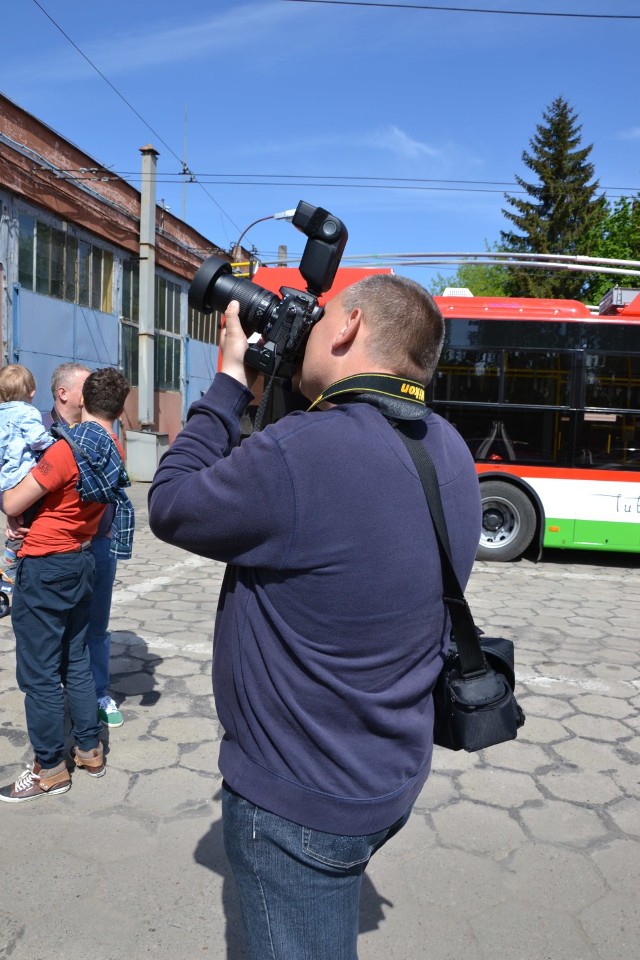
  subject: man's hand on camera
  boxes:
[220,300,260,392]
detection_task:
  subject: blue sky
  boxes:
[4,1,640,291]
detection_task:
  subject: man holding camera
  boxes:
[148,273,481,958]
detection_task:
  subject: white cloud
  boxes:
[358,125,440,160]
[618,126,640,141]
[232,125,442,163]
[11,3,296,84]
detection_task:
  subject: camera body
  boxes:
[188,201,348,378]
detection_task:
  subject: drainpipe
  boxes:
[138,144,158,427]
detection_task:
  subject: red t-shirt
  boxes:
[20,440,106,557]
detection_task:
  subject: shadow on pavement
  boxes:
[193,812,249,960]
[109,630,163,709]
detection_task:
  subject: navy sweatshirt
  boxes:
[148,373,481,834]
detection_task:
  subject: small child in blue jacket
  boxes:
[0,364,53,574]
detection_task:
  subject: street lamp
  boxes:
[231,209,296,263]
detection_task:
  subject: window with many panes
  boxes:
[188,304,221,345]
[155,276,182,391]
[18,213,113,312]
[121,261,139,386]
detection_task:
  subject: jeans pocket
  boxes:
[301,826,388,870]
[40,570,81,588]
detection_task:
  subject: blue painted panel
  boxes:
[75,306,118,364]
[20,290,75,355]
[14,290,119,414]
[17,350,60,418]
[186,340,218,410]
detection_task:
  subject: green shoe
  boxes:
[97,696,124,728]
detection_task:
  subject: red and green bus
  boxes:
[431,286,640,561]
[251,266,640,562]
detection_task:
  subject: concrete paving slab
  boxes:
[0,481,639,959]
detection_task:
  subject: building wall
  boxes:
[0,93,226,444]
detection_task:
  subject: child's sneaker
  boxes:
[97,696,124,728]
[0,760,71,803]
[1,548,17,579]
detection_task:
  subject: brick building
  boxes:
[0,93,230,461]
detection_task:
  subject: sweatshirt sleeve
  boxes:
[148,374,297,567]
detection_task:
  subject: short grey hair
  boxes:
[50,362,91,399]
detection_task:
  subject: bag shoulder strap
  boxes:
[51,422,92,465]
[394,423,487,678]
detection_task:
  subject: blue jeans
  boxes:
[85,536,117,700]
[221,783,412,960]
[12,549,102,767]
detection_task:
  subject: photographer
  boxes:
[148,274,481,958]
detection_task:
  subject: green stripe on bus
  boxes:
[544,518,640,551]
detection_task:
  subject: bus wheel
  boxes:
[477,481,536,562]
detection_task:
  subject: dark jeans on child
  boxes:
[12,546,102,767]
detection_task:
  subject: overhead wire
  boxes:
[283,0,640,21]
[27,0,640,251]
[30,0,241,238]
[45,172,637,201]
[48,170,640,193]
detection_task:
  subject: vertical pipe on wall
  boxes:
[1,210,16,363]
[138,144,158,427]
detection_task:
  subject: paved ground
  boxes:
[0,481,639,960]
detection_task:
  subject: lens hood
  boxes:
[188,256,232,314]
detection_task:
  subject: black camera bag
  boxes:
[394,425,525,753]
[433,635,524,751]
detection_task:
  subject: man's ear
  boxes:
[333,308,361,349]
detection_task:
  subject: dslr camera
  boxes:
[188,201,348,379]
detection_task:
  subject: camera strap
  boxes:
[309,373,486,675]
[307,373,428,421]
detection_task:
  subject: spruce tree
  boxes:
[501,96,606,299]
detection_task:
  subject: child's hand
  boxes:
[6,515,27,540]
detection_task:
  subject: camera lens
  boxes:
[188,256,280,335]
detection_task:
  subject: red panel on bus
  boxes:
[434,293,640,323]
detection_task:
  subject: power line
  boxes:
[46,166,640,196]
[31,0,240,237]
[54,170,640,193]
[32,0,179,165]
[47,171,637,200]
[283,0,640,20]
[58,169,524,187]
